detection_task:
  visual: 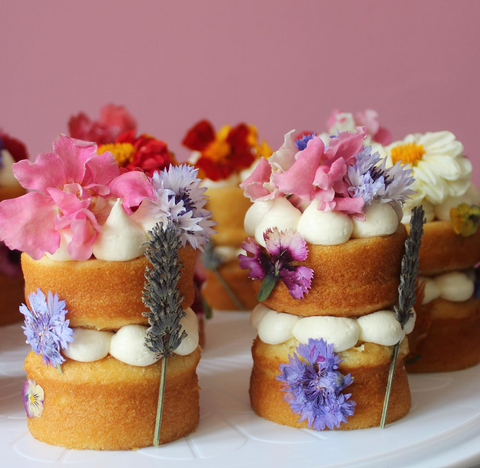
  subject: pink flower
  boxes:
[68,104,137,145]
[238,228,313,301]
[0,135,154,261]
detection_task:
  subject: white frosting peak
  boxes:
[0,150,19,187]
[244,201,275,236]
[174,308,200,356]
[92,199,147,261]
[352,201,398,238]
[297,199,353,245]
[254,198,302,247]
[45,229,74,261]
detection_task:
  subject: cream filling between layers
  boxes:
[420,270,475,304]
[251,304,415,352]
[63,308,199,366]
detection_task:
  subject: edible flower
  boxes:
[238,228,313,301]
[22,379,45,418]
[68,104,137,145]
[182,119,272,181]
[0,130,29,163]
[0,134,154,260]
[450,203,480,237]
[277,338,355,431]
[20,289,73,368]
[99,131,177,176]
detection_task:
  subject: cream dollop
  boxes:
[357,310,405,346]
[251,303,271,329]
[109,325,160,367]
[0,150,19,187]
[45,229,74,261]
[297,199,353,245]
[174,308,200,356]
[403,311,416,335]
[244,201,275,236]
[419,277,441,304]
[435,183,480,221]
[92,199,147,261]
[201,173,241,189]
[435,271,474,302]
[254,198,302,247]
[293,316,359,352]
[257,310,299,345]
[63,329,113,362]
[352,201,398,238]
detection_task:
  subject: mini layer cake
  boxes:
[0,136,214,450]
[183,120,272,310]
[240,127,416,430]
[0,131,28,326]
[385,131,480,372]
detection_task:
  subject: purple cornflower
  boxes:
[295,133,316,151]
[347,146,415,206]
[20,289,73,367]
[238,228,313,301]
[277,338,355,431]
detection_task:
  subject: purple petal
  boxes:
[280,265,313,299]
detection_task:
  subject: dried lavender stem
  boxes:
[153,356,168,447]
[212,268,246,311]
[380,342,399,428]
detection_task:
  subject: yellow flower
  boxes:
[450,203,480,236]
[256,140,273,159]
[97,143,135,167]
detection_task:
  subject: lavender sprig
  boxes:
[143,219,187,446]
[380,205,425,428]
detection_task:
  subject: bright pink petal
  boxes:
[240,158,271,190]
[0,193,59,259]
[83,151,120,187]
[47,188,90,216]
[53,134,98,183]
[324,127,366,163]
[313,157,346,190]
[354,109,379,136]
[108,171,155,214]
[273,137,324,199]
[333,196,365,214]
[67,218,96,261]
[13,152,66,192]
[100,104,137,135]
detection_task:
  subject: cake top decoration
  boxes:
[20,288,73,371]
[241,127,414,217]
[182,119,272,181]
[22,379,44,418]
[68,103,137,145]
[277,338,355,431]
[239,228,313,301]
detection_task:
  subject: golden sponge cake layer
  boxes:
[407,220,480,275]
[407,297,480,373]
[22,246,196,330]
[205,185,251,246]
[250,337,410,430]
[24,348,201,450]
[254,225,407,317]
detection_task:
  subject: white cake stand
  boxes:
[1,312,480,468]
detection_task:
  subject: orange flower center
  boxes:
[203,139,231,162]
[98,143,135,167]
[391,143,425,166]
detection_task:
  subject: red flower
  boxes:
[68,104,137,145]
[182,120,216,152]
[0,131,28,162]
[116,131,177,176]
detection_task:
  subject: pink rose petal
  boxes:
[13,152,66,192]
[67,218,97,261]
[109,170,155,214]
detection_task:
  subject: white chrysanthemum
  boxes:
[386,131,472,207]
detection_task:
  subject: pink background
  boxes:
[2,0,480,183]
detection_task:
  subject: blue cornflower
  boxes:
[20,289,73,367]
[295,133,316,151]
[277,338,355,431]
[347,146,415,206]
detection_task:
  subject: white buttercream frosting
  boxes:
[254,197,302,247]
[297,199,353,245]
[200,172,241,189]
[214,246,243,264]
[92,199,147,261]
[252,307,416,350]
[293,316,359,352]
[109,325,160,367]
[45,229,74,261]
[244,200,275,236]
[0,150,19,187]
[435,271,474,302]
[352,201,398,238]
[257,310,299,345]
[63,328,113,362]
[419,277,441,304]
[174,308,200,356]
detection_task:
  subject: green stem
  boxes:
[57,364,63,374]
[153,355,168,447]
[257,273,278,303]
[212,268,246,311]
[380,342,400,428]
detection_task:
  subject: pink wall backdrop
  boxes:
[2,0,480,183]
